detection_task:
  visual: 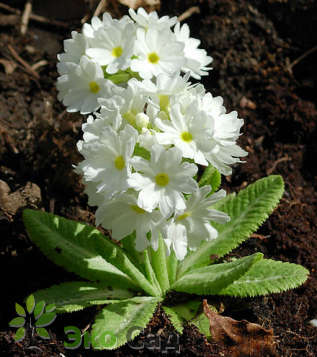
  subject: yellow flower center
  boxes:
[131,205,146,214]
[159,95,169,112]
[176,212,191,221]
[148,52,160,64]
[112,46,123,58]
[114,155,125,170]
[181,131,193,142]
[155,173,169,186]
[89,81,100,94]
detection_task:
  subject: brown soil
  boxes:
[0,0,316,356]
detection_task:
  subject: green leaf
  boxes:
[45,304,56,313]
[15,303,26,317]
[33,281,135,313]
[199,165,221,194]
[26,294,35,314]
[162,306,184,334]
[163,301,216,339]
[171,300,201,321]
[91,297,161,350]
[143,250,162,295]
[217,259,309,297]
[23,209,139,290]
[34,301,45,320]
[178,175,284,277]
[36,327,50,339]
[167,250,178,286]
[149,235,170,294]
[9,317,25,328]
[172,253,263,295]
[121,233,144,272]
[35,312,56,327]
[14,327,26,342]
[191,311,212,339]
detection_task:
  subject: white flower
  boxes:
[95,191,164,251]
[77,124,138,199]
[137,128,159,152]
[57,31,88,74]
[129,7,177,30]
[82,15,104,38]
[134,72,192,120]
[135,72,191,97]
[98,80,148,130]
[165,222,188,260]
[131,28,185,79]
[174,22,213,79]
[56,56,115,114]
[86,21,135,74]
[169,186,230,252]
[83,13,132,38]
[155,102,214,165]
[204,108,248,176]
[128,145,198,217]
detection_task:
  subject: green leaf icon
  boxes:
[36,327,50,339]
[26,294,35,314]
[14,327,26,342]
[35,312,56,327]
[45,304,56,313]
[9,317,25,328]
[15,303,26,317]
[34,301,45,320]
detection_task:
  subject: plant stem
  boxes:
[149,235,170,294]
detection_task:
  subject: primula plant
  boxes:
[22,8,308,350]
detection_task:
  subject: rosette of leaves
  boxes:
[22,174,309,350]
[9,294,56,342]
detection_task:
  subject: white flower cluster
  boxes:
[57,8,247,260]
[57,8,212,114]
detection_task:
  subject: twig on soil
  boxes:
[31,60,48,71]
[0,2,68,28]
[94,0,107,17]
[20,0,32,35]
[178,6,200,22]
[251,233,271,240]
[8,44,40,80]
[286,45,317,73]
[266,156,290,175]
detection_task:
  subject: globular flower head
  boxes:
[63,9,248,260]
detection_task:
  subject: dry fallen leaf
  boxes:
[203,300,277,357]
